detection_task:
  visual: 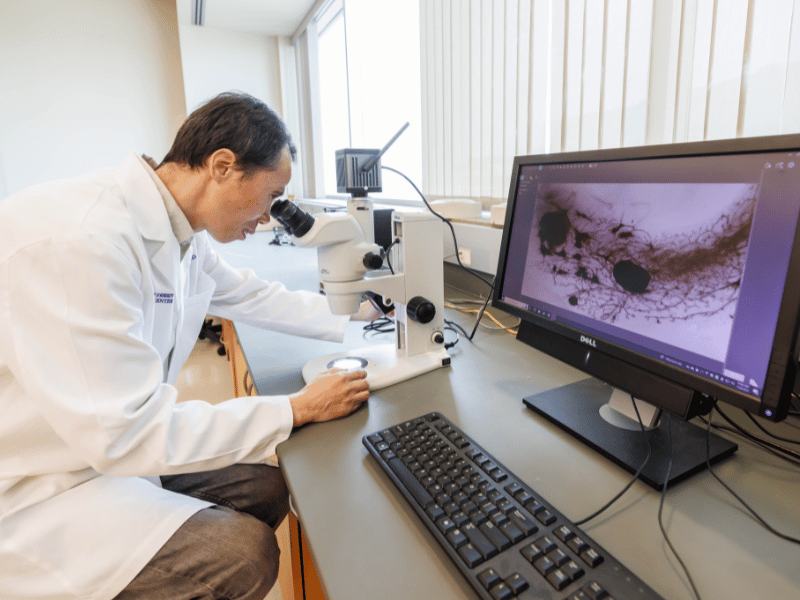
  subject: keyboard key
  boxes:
[446,528,468,549]
[489,511,508,527]
[489,582,514,600]
[461,523,498,559]
[452,512,470,528]
[567,536,590,555]
[387,458,433,508]
[547,568,571,591]
[435,516,455,535]
[549,548,570,567]
[521,542,543,563]
[426,504,444,521]
[534,555,557,576]
[555,525,575,542]
[534,535,558,554]
[524,498,543,515]
[457,543,484,568]
[535,509,557,526]
[500,521,526,544]
[584,582,609,600]
[489,468,508,482]
[581,548,604,568]
[460,501,478,516]
[479,521,513,551]
[516,491,533,505]
[505,572,529,595]
[477,567,501,590]
[470,511,489,527]
[563,560,585,582]
[508,509,538,536]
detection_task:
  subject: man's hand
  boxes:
[288,369,369,427]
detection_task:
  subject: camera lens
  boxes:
[270,199,315,237]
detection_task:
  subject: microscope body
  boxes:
[271,197,450,389]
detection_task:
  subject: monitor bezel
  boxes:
[492,133,800,422]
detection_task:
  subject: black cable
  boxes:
[297,519,307,600]
[744,411,800,445]
[574,395,652,526]
[659,415,703,600]
[384,238,400,275]
[699,422,800,468]
[713,406,800,462]
[444,318,470,340]
[705,407,800,546]
[443,323,460,349]
[363,315,395,335]
[381,165,495,291]
[466,292,494,341]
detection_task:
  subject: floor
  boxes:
[173,324,285,600]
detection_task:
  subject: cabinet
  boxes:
[221,319,326,600]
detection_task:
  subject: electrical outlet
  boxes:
[458,247,472,266]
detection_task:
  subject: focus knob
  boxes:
[363,252,384,270]
[407,296,436,324]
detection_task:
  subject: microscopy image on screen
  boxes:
[521,182,758,361]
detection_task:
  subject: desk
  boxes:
[216,233,800,600]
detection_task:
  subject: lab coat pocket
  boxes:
[166,277,215,384]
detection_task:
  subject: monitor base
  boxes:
[523,378,738,490]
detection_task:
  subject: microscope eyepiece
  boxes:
[270,199,315,237]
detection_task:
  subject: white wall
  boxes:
[178,24,283,115]
[0,0,187,197]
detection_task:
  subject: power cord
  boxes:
[659,415,703,600]
[699,407,800,467]
[363,315,395,335]
[382,165,495,292]
[381,165,505,343]
[704,406,800,546]
[297,519,307,600]
[743,411,800,446]
[445,299,520,335]
[574,394,652,526]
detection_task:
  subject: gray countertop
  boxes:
[215,233,800,600]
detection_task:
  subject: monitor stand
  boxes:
[523,378,738,490]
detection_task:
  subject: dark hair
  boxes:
[160,91,297,177]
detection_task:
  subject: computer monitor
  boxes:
[492,134,800,489]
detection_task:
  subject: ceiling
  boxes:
[176,0,320,35]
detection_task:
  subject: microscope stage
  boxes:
[302,344,450,391]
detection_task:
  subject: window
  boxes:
[312,0,422,202]
[420,0,800,207]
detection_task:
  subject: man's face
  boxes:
[208,146,292,243]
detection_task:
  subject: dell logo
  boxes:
[580,335,597,348]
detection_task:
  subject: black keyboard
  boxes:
[363,412,665,600]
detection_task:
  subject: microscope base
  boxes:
[302,344,450,391]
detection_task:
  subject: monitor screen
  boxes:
[493,135,800,487]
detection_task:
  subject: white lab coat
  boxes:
[0,153,348,599]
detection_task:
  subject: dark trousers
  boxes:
[112,464,290,600]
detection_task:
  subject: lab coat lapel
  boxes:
[113,153,179,285]
[113,153,183,373]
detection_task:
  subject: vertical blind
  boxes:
[420,0,800,206]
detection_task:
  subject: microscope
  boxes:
[270,125,450,390]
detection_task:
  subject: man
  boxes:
[0,92,373,599]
